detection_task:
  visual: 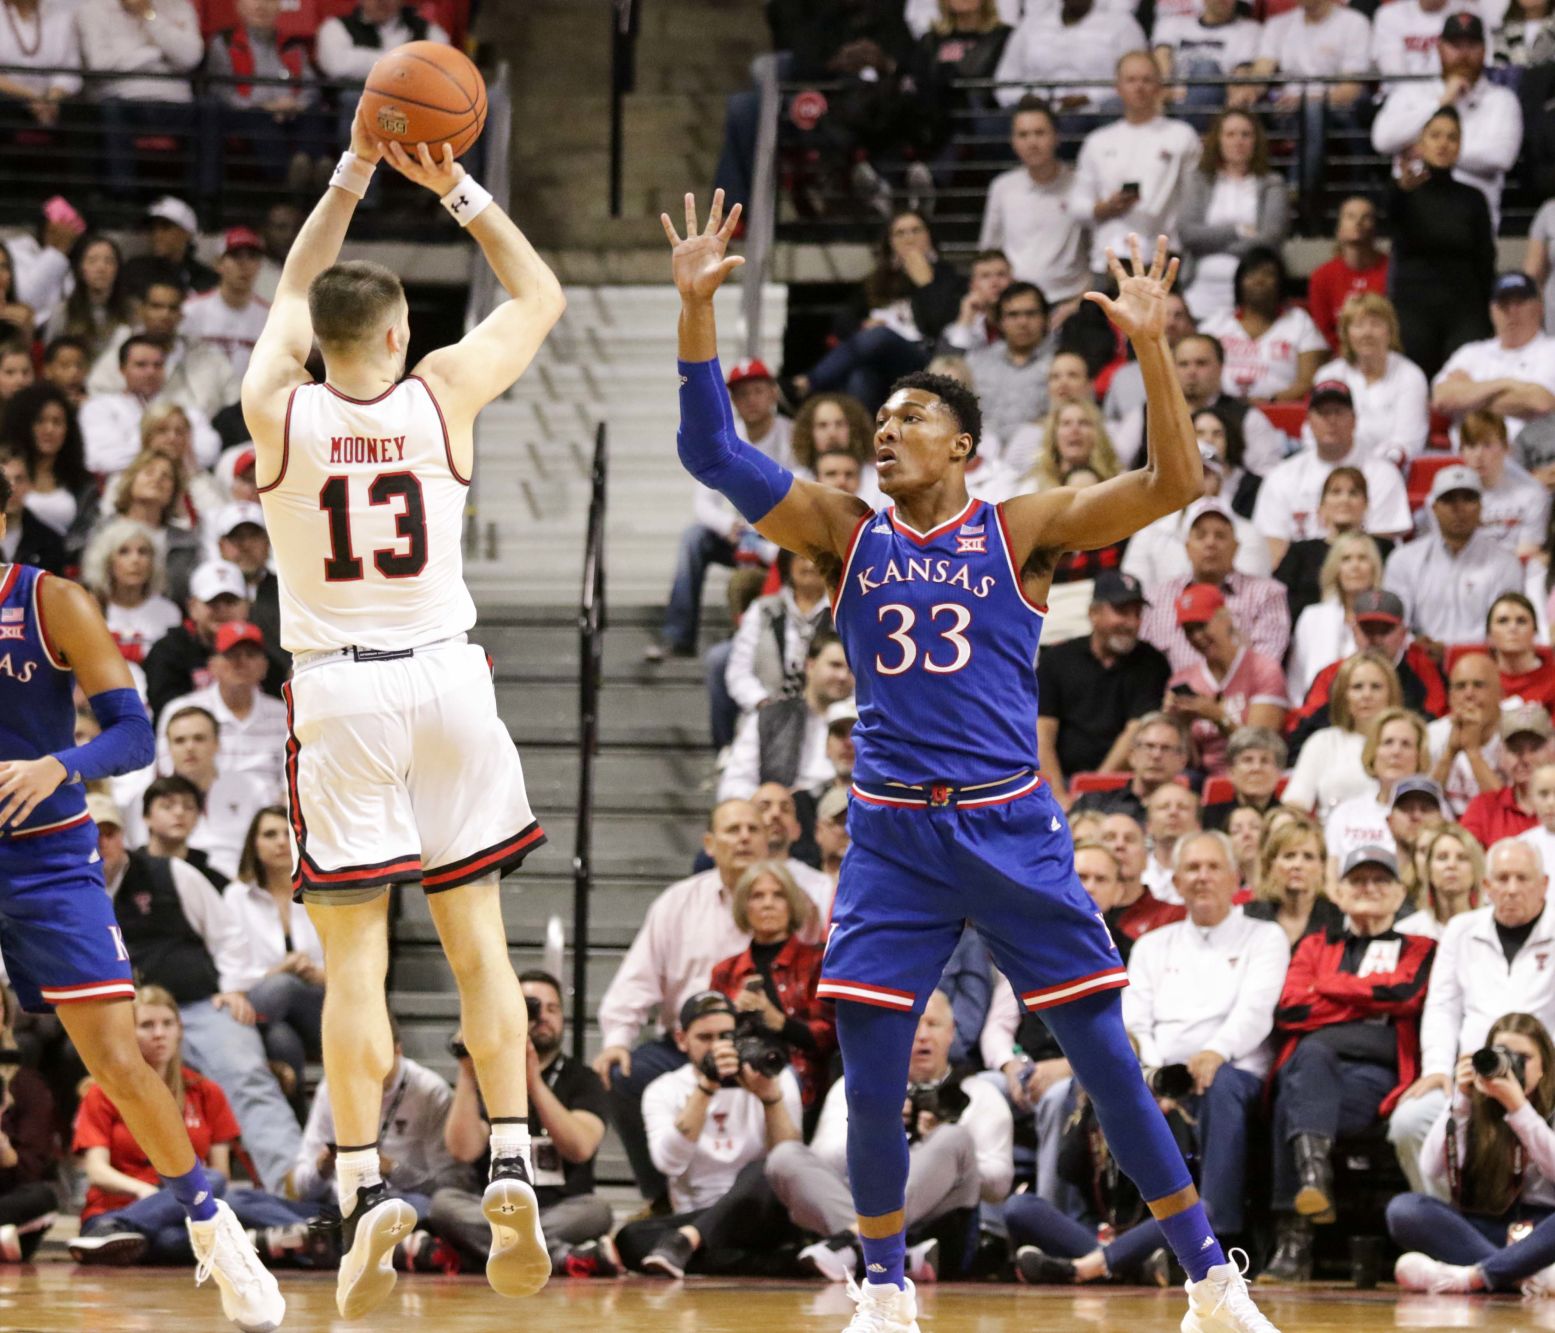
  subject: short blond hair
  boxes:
[1330,650,1402,733]
[731,859,815,935]
[1317,531,1383,604]
[1338,292,1403,360]
[1257,813,1326,903]
[1360,706,1430,778]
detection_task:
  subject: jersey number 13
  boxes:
[319,473,429,581]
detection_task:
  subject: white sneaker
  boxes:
[335,1188,417,1319]
[1183,1251,1280,1332]
[187,1199,286,1333]
[799,1237,857,1283]
[482,1159,551,1297]
[905,1239,939,1284]
[1522,1258,1555,1299]
[1394,1251,1480,1294]
[842,1275,921,1333]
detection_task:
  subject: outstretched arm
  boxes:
[1001,236,1201,566]
[666,192,868,584]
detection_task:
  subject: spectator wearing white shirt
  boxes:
[80,514,182,667]
[1322,712,1435,868]
[1433,273,1555,445]
[1431,411,1552,557]
[1070,52,1201,280]
[1283,648,1403,824]
[164,704,276,877]
[1287,532,1387,700]
[1389,839,1555,1193]
[1141,781,1203,905]
[1200,247,1327,402]
[1124,831,1290,1238]
[977,99,1090,305]
[1385,464,1525,648]
[1122,439,1273,586]
[79,334,220,477]
[1428,650,1504,816]
[1312,294,1431,468]
[1373,0,1463,82]
[993,0,1147,112]
[935,252,1012,359]
[1252,380,1413,566]
[1152,0,1262,114]
[0,0,82,125]
[1372,12,1523,228]
[314,0,449,82]
[179,229,269,379]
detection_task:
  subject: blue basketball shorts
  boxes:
[0,819,134,1013]
[817,775,1126,1016]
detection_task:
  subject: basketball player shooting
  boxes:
[665,192,1280,1333]
[241,101,565,1319]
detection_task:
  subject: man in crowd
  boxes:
[164,704,276,877]
[1036,571,1171,806]
[1428,650,1504,816]
[315,0,449,80]
[766,990,1012,1283]
[1122,448,1273,586]
[1433,273,1555,443]
[1071,711,1190,822]
[1141,781,1202,903]
[144,559,256,719]
[1372,0,1462,83]
[1306,198,1390,353]
[140,773,228,890]
[78,334,221,476]
[40,335,90,408]
[993,0,1147,117]
[936,250,1014,355]
[1384,464,1523,650]
[1141,499,1291,672]
[1203,727,1287,830]
[1390,838,1555,1192]
[1124,831,1289,1245]
[750,781,836,903]
[0,341,34,405]
[179,228,269,378]
[1151,0,1262,114]
[1462,706,1555,847]
[433,972,615,1275]
[965,283,1053,445]
[121,196,217,297]
[1100,811,1188,944]
[1438,410,1551,556]
[253,201,302,302]
[0,448,64,574]
[211,501,280,651]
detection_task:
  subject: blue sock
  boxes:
[162,1162,218,1223]
[859,1230,906,1288]
[1155,1201,1226,1282]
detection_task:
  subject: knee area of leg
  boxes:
[765,1140,806,1177]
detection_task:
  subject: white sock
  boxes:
[336,1147,382,1216]
[490,1121,532,1172]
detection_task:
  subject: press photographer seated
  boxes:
[1390,1013,1555,1295]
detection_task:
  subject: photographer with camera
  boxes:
[1391,1012,1555,1294]
[617,990,803,1277]
[710,861,834,1114]
[766,989,1013,1284]
[432,972,616,1277]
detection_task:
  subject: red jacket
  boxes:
[1462,784,1539,849]
[710,934,835,1108]
[1291,642,1448,733]
[1272,924,1435,1119]
[1109,889,1186,941]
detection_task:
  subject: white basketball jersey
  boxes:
[258,375,477,654]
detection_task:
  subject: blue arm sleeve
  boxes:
[676,357,794,525]
[50,687,155,783]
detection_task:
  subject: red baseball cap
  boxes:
[223,226,263,255]
[233,447,256,478]
[725,358,774,387]
[215,621,265,654]
[1175,582,1225,627]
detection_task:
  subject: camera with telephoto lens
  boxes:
[905,1078,971,1143]
[1473,1044,1529,1084]
[734,1009,788,1079]
[1150,1064,1195,1100]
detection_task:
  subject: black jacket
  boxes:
[7,511,66,576]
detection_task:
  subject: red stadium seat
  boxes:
[1201,775,1235,805]
[1407,454,1460,511]
[1258,401,1308,439]
[1067,772,1128,796]
[1428,410,1454,451]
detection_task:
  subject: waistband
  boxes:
[291,632,467,673]
[850,768,1042,810]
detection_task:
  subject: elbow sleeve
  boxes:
[52,688,154,783]
[677,358,793,525]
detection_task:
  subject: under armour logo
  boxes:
[451,193,470,213]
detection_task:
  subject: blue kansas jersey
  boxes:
[832,498,1045,788]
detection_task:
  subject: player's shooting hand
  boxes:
[0,756,68,830]
[662,190,744,303]
[1084,234,1179,345]
[348,99,385,165]
[383,140,464,195]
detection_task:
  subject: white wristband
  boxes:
[329,152,376,199]
[441,175,493,227]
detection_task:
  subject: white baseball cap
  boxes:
[146,196,197,234]
[214,501,267,539]
[188,560,246,603]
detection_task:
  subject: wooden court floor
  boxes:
[6,1270,1555,1333]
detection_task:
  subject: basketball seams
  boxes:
[396,50,479,112]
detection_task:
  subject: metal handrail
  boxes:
[608,0,640,218]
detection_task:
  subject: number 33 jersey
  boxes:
[832,498,1046,788]
[259,376,477,654]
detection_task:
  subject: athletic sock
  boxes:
[336,1144,382,1217]
[490,1118,532,1173]
[1156,1201,1226,1283]
[163,1161,218,1224]
[859,1230,906,1290]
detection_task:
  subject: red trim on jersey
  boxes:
[8,810,91,840]
[30,572,67,670]
[815,979,917,1010]
[257,384,300,495]
[302,854,425,885]
[407,374,466,486]
[323,379,401,406]
[828,509,875,618]
[994,503,1048,617]
[1021,968,1129,1012]
[422,822,547,892]
[281,682,308,857]
[0,564,19,605]
[40,980,136,1004]
[888,498,980,547]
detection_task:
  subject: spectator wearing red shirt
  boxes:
[1098,811,1187,942]
[1307,197,1391,353]
[1486,592,1555,711]
[1462,706,1555,848]
[68,984,309,1265]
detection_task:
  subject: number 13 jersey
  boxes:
[259,376,477,654]
[832,498,1046,788]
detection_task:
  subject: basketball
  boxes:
[360,41,488,159]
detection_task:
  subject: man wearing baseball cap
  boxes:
[212,501,283,659]
[122,197,218,299]
[1383,463,1522,647]
[180,227,269,378]
[1461,704,1555,847]
[1037,570,1170,804]
[1373,11,1522,227]
[1430,268,1555,446]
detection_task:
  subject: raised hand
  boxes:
[348,99,386,165]
[662,190,744,302]
[383,139,464,195]
[1083,234,1179,344]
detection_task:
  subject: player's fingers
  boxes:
[416,141,436,172]
[706,188,724,234]
[1126,232,1145,277]
[719,200,743,241]
[1102,246,1125,285]
[683,192,698,239]
[1162,255,1181,294]
[441,143,455,172]
[386,140,411,171]
[660,213,682,247]
[719,256,746,278]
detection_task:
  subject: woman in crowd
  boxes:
[0,987,61,1262]
[1286,533,1387,700]
[710,861,833,1112]
[788,392,875,479]
[1313,293,1431,468]
[224,809,325,1115]
[1390,1012,1555,1294]
[43,233,130,359]
[786,211,962,412]
[1388,106,1495,380]
[1022,400,1121,492]
[1322,707,1432,866]
[0,243,35,339]
[140,402,225,522]
[1283,650,1404,822]
[902,0,1012,183]
[1200,246,1327,402]
[69,985,308,1266]
[1179,109,1290,322]
[1396,823,1485,941]
[1273,468,1391,625]
[1496,0,1555,70]
[108,450,200,606]
[1227,806,1264,890]
[1194,406,1259,519]
[0,380,95,548]
[1485,592,1555,711]
[79,516,182,666]
[1246,814,1343,948]
[1002,353,1095,477]
[1263,849,1435,1282]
